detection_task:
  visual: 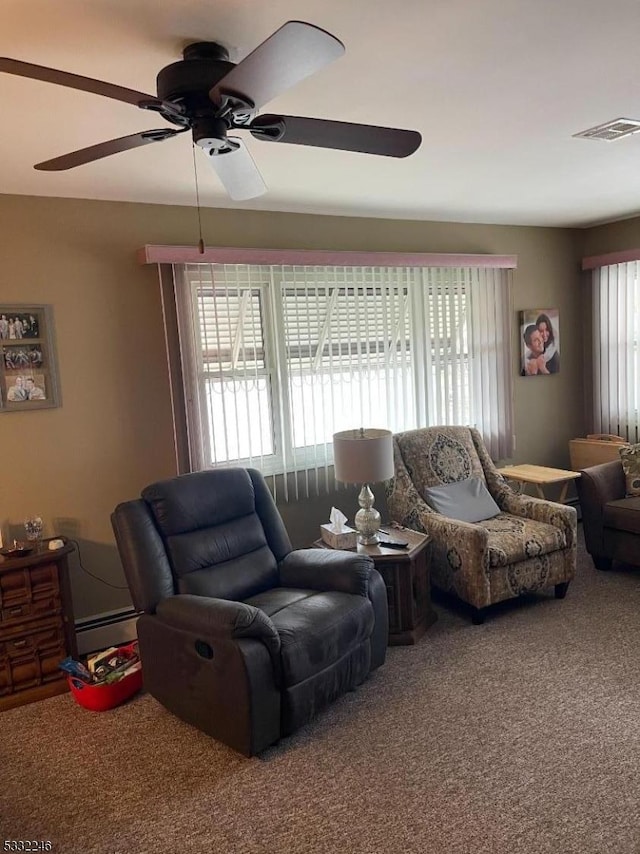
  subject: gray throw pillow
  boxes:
[424,476,501,523]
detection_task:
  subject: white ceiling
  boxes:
[3,0,640,227]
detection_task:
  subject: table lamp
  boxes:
[333,428,395,545]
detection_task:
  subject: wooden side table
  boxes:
[0,540,77,711]
[499,464,581,503]
[313,527,436,645]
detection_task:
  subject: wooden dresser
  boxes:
[0,540,77,711]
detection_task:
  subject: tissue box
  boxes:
[320,524,358,550]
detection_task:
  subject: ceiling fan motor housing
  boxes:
[156,42,234,106]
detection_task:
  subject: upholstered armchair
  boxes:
[112,467,388,756]
[386,426,577,624]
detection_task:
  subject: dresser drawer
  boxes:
[0,563,61,622]
[2,622,64,658]
[1,594,61,624]
[0,618,66,695]
[0,645,66,695]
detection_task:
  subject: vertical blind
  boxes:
[592,262,640,442]
[174,262,514,497]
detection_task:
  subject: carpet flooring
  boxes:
[2,527,640,854]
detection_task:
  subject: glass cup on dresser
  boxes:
[24,516,44,542]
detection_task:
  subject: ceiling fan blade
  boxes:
[205,139,267,201]
[34,129,185,171]
[250,114,422,158]
[0,57,156,106]
[210,21,344,111]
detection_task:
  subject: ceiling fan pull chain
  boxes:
[191,143,205,254]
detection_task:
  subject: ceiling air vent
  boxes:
[573,118,640,141]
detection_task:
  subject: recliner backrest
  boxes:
[112,467,294,612]
[141,467,292,602]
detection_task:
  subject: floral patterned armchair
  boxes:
[386,426,577,624]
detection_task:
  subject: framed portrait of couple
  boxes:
[520,309,560,377]
[0,304,61,412]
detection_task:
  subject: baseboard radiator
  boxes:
[75,607,139,656]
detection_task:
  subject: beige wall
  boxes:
[0,194,584,618]
[580,215,640,257]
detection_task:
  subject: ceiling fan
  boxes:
[0,20,422,201]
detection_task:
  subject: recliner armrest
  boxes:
[579,461,626,505]
[156,595,280,660]
[577,461,627,557]
[279,549,373,596]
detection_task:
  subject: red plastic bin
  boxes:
[68,642,143,711]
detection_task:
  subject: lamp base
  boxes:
[354,484,381,545]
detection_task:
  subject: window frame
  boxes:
[181,266,421,476]
[145,245,517,481]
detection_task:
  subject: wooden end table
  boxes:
[499,464,581,503]
[0,540,77,710]
[313,527,436,645]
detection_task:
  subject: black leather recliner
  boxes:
[111,467,388,755]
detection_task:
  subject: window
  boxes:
[592,261,640,442]
[173,259,514,496]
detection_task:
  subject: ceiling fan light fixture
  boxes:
[192,115,228,148]
[197,137,234,153]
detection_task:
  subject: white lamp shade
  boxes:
[332,428,395,485]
